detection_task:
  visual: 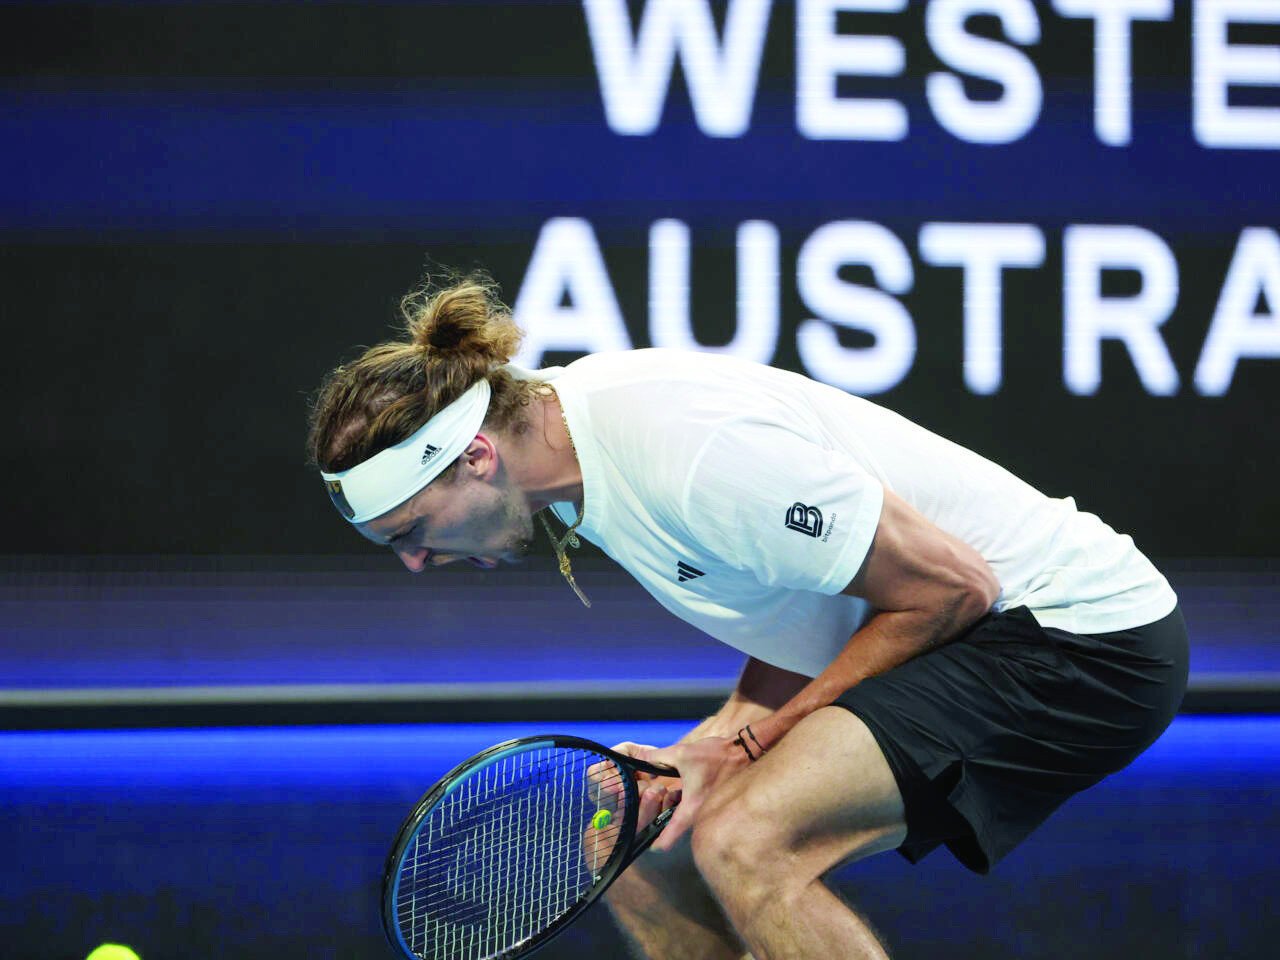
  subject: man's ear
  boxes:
[461,433,499,480]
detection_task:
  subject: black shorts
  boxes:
[833,604,1189,874]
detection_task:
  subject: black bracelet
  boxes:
[734,725,763,762]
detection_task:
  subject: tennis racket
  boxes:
[381,734,679,960]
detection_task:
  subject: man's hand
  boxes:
[603,740,682,830]
[613,737,753,852]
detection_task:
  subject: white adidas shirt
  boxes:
[547,350,1177,679]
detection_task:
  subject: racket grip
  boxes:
[624,806,676,868]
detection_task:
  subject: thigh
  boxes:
[698,706,908,878]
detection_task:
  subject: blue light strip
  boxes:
[2,89,1275,235]
[0,718,1275,792]
[0,721,696,791]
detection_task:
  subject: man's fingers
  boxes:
[636,783,667,828]
[638,781,681,821]
[610,741,666,779]
[640,744,680,772]
[587,762,626,804]
[651,800,694,852]
[612,740,680,770]
[610,741,654,760]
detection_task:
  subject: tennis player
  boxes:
[308,274,1188,960]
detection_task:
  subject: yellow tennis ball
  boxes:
[591,809,613,830]
[85,945,141,960]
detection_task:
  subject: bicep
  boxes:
[841,488,1000,621]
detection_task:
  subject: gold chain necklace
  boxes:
[537,398,591,608]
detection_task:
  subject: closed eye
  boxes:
[386,525,415,546]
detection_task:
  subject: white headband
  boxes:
[319,364,562,524]
[321,379,491,524]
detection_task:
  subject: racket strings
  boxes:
[396,761,628,889]
[395,746,632,960]
[399,772,627,926]
[401,752,625,954]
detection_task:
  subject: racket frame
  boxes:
[381,734,676,960]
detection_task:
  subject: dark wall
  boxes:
[3,0,1276,557]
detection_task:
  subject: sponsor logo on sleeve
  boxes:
[784,502,823,538]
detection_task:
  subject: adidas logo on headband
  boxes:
[319,375,500,525]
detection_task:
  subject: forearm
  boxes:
[750,602,978,751]
[680,657,810,743]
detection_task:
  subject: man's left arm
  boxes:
[747,486,1001,752]
[627,484,1001,850]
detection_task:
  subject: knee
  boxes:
[690,792,786,917]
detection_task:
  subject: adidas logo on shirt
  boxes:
[676,560,705,583]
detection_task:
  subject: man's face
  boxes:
[355,465,536,573]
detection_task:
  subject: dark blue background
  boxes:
[2,3,1278,958]
[3,717,1277,959]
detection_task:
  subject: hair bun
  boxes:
[403,272,523,375]
[308,268,537,473]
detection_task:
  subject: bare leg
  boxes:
[691,707,908,960]
[744,879,892,960]
[606,659,811,959]
[604,786,750,960]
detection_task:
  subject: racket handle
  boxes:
[624,806,676,868]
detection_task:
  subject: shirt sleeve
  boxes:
[681,418,884,595]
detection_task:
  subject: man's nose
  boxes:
[393,543,429,573]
